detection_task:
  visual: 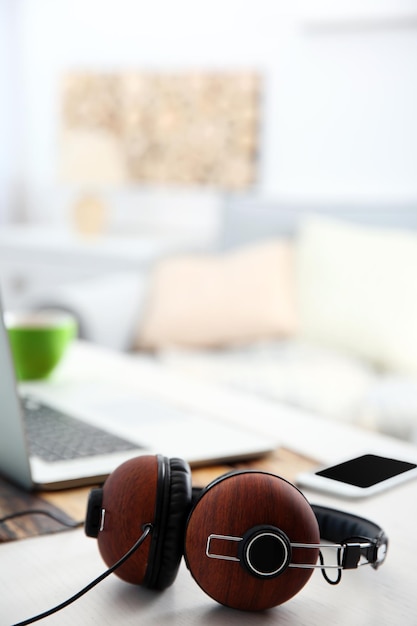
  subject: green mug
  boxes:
[5,310,77,381]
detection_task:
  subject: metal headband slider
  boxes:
[206,533,243,562]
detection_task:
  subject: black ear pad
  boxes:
[144,457,192,590]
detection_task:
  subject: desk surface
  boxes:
[2,341,417,625]
[2,453,417,626]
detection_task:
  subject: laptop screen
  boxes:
[0,297,33,489]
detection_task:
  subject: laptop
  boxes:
[0,299,273,491]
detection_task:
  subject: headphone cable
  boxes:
[11,523,153,626]
[319,548,342,585]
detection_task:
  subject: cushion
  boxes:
[296,215,417,376]
[137,239,297,349]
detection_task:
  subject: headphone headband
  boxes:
[312,505,388,570]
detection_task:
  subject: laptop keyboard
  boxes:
[22,397,141,463]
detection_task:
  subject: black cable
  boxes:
[12,523,153,626]
[0,509,83,529]
[319,549,342,585]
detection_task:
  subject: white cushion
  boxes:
[137,239,297,349]
[296,215,417,376]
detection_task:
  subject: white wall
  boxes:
[0,0,26,222]
[271,12,417,201]
[1,0,417,224]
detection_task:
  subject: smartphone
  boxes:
[296,453,417,499]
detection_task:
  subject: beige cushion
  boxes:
[296,215,417,376]
[137,239,297,349]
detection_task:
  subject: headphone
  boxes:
[85,454,388,612]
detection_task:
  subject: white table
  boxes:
[3,341,417,625]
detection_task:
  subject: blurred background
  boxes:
[1,0,416,230]
[1,0,417,442]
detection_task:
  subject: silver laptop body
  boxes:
[0,297,273,490]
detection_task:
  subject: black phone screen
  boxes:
[316,454,417,488]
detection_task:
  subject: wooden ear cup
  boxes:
[184,471,320,611]
[95,455,192,590]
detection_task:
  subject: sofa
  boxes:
[30,198,417,444]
